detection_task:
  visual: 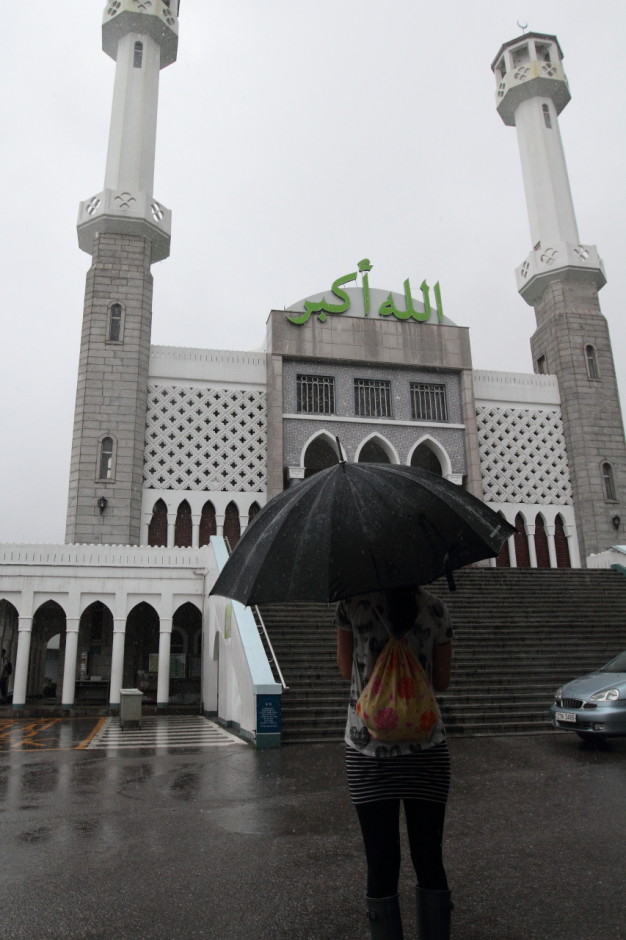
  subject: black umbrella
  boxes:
[210,462,515,606]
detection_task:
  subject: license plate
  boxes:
[556,711,577,723]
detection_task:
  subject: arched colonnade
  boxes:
[0,596,202,710]
[290,430,461,484]
[143,496,262,549]
[492,509,578,569]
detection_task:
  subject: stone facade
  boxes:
[65,233,153,545]
[530,276,625,559]
[265,308,482,501]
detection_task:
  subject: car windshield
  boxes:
[600,650,626,673]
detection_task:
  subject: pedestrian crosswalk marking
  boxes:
[86,715,246,749]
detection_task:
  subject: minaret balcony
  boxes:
[496,58,570,126]
[77,188,171,262]
[516,242,606,305]
[103,0,179,67]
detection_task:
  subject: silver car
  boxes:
[551,650,626,741]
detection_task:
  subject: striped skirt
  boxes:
[345,740,450,806]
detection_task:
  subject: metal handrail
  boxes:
[254,605,289,690]
[222,535,288,690]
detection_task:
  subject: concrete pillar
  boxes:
[508,534,518,568]
[11,617,33,709]
[157,618,172,708]
[526,525,537,568]
[545,524,558,568]
[167,513,176,548]
[202,601,218,715]
[61,618,80,708]
[109,619,126,707]
[192,517,200,549]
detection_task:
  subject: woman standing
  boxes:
[336,585,453,940]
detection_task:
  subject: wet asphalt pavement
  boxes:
[1,726,626,940]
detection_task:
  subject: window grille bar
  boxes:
[297,375,335,415]
[410,383,448,422]
[354,379,391,418]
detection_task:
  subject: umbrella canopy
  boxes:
[210,463,515,606]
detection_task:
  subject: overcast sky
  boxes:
[1,1,624,544]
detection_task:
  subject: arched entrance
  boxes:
[358,439,392,463]
[170,602,202,705]
[303,435,337,478]
[124,603,160,700]
[0,600,18,702]
[410,444,442,475]
[31,601,67,700]
[75,601,114,704]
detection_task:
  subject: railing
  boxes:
[254,606,288,690]
[223,535,288,690]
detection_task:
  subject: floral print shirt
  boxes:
[335,588,453,758]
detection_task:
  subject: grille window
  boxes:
[354,379,392,418]
[297,374,335,415]
[410,383,448,422]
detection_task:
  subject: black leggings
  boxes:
[355,798,448,897]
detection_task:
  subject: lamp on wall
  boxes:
[611,514,621,531]
[97,497,108,514]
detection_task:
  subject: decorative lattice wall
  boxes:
[144,385,266,491]
[477,405,572,504]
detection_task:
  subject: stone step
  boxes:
[258,568,626,739]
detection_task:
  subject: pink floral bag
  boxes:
[355,636,440,743]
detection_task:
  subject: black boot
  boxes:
[416,887,452,940]
[366,894,404,939]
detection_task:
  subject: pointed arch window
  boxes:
[602,462,617,502]
[133,42,143,69]
[174,500,192,547]
[554,515,571,568]
[148,499,168,547]
[98,437,114,480]
[514,513,531,568]
[199,501,216,546]
[585,344,600,380]
[542,103,552,129]
[108,303,123,342]
[224,502,241,548]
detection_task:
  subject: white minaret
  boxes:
[77,0,179,263]
[66,1,180,545]
[492,32,605,304]
[492,32,624,560]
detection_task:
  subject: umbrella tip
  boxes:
[335,436,347,471]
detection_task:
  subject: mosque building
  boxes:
[0,3,623,741]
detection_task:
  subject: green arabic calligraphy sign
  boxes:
[287,259,443,326]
